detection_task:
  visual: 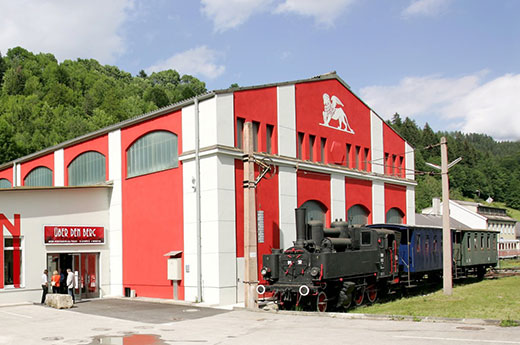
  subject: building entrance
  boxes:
[47,253,100,300]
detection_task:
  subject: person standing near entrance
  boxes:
[66,268,75,303]
[41,269,49,304]
[51,270,60,293]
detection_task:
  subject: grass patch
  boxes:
[500,259,520,269]
[356,276,520,321]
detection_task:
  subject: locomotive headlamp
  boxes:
[256,284,266,295]
[310,267,320,277]
[260,267,270,277]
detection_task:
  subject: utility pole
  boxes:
[426,137,461,295]
[440,137,453,295]
[243,122,258,309]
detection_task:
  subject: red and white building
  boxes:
[0,73,415,305]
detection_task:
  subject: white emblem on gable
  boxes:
[320,93,354,134]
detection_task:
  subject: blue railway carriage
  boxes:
[368,224,498,282]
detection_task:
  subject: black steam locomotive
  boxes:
[257,207,498,312]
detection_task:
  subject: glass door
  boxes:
[72,254,81,301]
[84,253,99,298]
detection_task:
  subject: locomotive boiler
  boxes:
[257,207,400,312]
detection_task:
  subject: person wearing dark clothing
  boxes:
[41,269,49,304]
[60,270,66,294]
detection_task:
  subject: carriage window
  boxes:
[433,235,438,252]
[417,234,421,253]
[425,235,430,253]
[487,234,490,249]
[467,234,471,251]
[361,231,371,245]
[474,235,477,249]
[480,234,484,250]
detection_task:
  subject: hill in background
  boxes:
[0,47,518,213]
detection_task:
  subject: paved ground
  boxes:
[1,298,520,345]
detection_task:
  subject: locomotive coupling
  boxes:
[298,285,310,296]
[256,284,266,295]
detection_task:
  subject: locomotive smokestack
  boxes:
[295,207,307,247]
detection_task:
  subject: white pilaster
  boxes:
[330,174,346,222]
[277,85,296,158]
[405,142,415,180]
[278,166,297,249]
[16,164,21,186]
[54,149,64,186]
[108,129,123,296]
[406,186,416,225]
[370,111,384,174]
[372,180,385,223]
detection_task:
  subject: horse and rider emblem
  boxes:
[319,93,354,134]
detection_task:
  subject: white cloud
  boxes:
[201,0,274,32]
[146,46,225,80]
[0,0,134,64]
[360,72,520,141]
[402,0,451,17]
[446,74,520,141]
[274,0,357,27]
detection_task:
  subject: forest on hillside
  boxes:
[387,114,520,211]
[0,47,518,212]
[0,47,206,164]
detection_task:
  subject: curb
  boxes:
[235,306,504,326]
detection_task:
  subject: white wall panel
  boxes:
[372,180,385,223]
[199,97,218,149]
[370,111,384,174]
[182,159,198,301]
[277,85,296,158]
[216,93,234,147]
[330,174,346,222]
[182,104,195,153]
[278,166,297,249]
[54,149,64,186]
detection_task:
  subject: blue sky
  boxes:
[1,0,519,141]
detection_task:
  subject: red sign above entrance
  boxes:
[44,226,105,244]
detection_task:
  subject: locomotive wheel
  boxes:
[366,284,377,304]
[354,287,364,306]
[316,291,328,313]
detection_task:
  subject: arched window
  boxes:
[24,166,52,187]
[68,151,106,186]
[0,178,11,188]
[127,130,178,178]
[386,207,404,224]
[347,204,370,226]
[300,200,326,224]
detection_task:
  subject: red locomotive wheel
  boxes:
[316,291,328,313]
[354,288,364,306]
[366,284,377,303]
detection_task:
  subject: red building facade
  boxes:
[0,73,415,305]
